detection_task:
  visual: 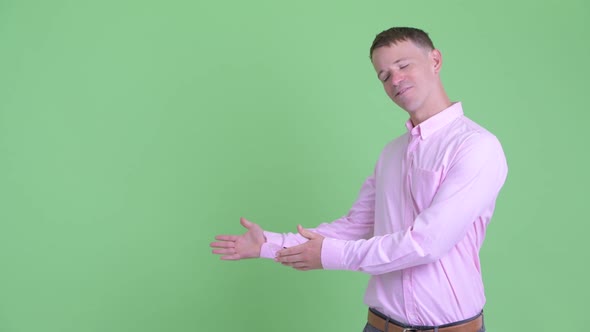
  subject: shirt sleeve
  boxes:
[259,174,376,259]
[321,133,508,274]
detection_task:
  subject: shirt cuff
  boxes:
[321,238,347,270]
[259,231,284,259]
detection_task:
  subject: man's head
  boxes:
[370,27,449,124]
[369,27,435,60]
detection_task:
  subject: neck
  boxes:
[409,89,451,126]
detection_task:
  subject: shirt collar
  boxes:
[405,102,464,140]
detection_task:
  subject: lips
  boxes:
[395,87,411,97]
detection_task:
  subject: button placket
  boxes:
[402,133,420,322]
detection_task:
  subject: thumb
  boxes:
[297,224,317,240]
[240,217,254,229]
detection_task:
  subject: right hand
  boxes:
[210,217,265,260]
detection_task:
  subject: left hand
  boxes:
[275,225,324,271]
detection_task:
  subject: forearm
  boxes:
[260,175,376,259]
[321,229,428,274]
[259,215,374,259]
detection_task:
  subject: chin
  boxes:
[393,101,417,114]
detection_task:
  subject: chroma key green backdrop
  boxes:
[0,0,588,331]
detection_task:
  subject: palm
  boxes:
[233,225,263,258]
[210,218,265,260]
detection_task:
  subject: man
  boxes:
[210,27,507,332]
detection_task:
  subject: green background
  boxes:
[0,0,588,331]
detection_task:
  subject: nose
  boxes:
[391,71,405,87]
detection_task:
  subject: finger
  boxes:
[297,224,317,240]
[281,261,303,267]
[212,248,235,255]
[277,254,302,264]
[281,261,309,270]
[215,235,238,241]
[288,261,307,269]
[277,246,303,258]
[240,217,254,229]
[210,241,236,248]
[294,266,310,271]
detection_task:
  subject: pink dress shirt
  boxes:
[260,102,508,326]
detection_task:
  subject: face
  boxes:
[371,40,442,115]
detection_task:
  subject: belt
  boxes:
[367,309,483,332]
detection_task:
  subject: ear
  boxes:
[431,49,443,75]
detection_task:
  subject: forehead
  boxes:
[371,40,428,66]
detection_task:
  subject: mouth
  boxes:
[395,87,411,97]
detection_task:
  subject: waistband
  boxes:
[368,308,483,332]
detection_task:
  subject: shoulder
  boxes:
[372,132,409,170]
[453,116,503,153]
[379,131,409,156]
[445,117,507,175]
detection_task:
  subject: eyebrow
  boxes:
[377,58,410,78]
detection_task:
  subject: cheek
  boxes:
[415,70,435,85]
[383,85,396,98]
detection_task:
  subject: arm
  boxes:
[260,174,376,259]
[210,172,375,262]
[320,133,508,274]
